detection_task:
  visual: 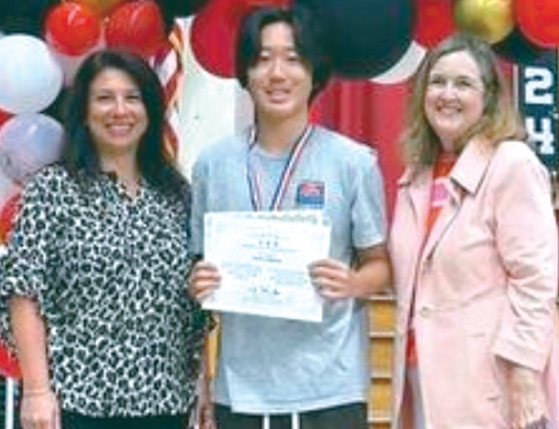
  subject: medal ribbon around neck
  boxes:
[246,125,314,211]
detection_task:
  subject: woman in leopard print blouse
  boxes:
[1,50,210,429]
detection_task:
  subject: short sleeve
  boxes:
[189,156,208,257]
[0,168,63,348]
[351,146,387,249]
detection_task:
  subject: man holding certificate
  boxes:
[189,6,391,429]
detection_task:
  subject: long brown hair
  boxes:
[401,32,526,170]
[62,49,189,202]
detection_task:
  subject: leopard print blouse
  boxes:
[1,165,208,417]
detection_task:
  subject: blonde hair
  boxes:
[401,32,526,169]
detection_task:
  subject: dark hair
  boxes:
[235,6,332,102]
[401,32,526,168]
[62,49,188,201]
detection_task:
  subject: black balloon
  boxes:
[155,0,211,33]
[0,0,57,37]
[494,27,553,65]
[297,0,415,78]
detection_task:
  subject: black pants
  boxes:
[215,402,368,429]
[61,410,187,429]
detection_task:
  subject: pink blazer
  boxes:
[389,138,559,428]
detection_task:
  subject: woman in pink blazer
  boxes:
[390,33,559,429]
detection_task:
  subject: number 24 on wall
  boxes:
[523,66,557,157]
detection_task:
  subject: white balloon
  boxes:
[0,34,63,114]
[0,113,64,184]
[371,41,427,85]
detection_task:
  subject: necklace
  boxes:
[246,125,314,211]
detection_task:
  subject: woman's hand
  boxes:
[10,297,58,429]
[194,375,216,429]
[20,388,60,429]
[507,364,549,429]
[188,261,221,301]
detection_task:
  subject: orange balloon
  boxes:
[69,0,128,16]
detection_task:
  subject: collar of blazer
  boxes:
[398,135,495,197]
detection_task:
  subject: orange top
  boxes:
[407,152,456,366]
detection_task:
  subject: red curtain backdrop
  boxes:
[311,61,514,220]
[312,78,409,219]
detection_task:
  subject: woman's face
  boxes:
[87,67,148,158]
[247,21,313,123]
[424,50,485,151]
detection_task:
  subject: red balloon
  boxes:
[44,2,102,56]
[516,0,559,48]
[413,0,456,47]
[191,0,291,77]
[0,193,20,244]
[0,342,20,379]
[105,0,167,58]
[0,108,11,128]
[0,193,22,379]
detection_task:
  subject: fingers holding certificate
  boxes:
[309,258,356,300]
[189,261,222,301]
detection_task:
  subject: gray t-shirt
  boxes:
[191,125,386,413]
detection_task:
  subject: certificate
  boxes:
[203,210,330,322]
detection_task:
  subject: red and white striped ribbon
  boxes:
[152,19,185,161]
